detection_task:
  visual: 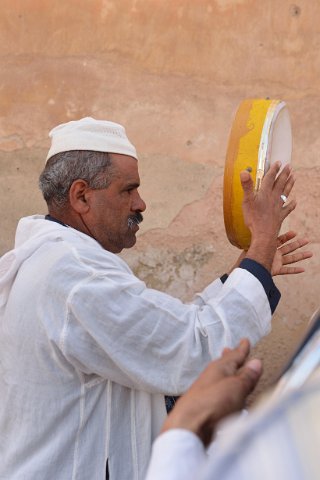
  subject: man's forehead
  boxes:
[111,153,138,169]
[110,153,140,181]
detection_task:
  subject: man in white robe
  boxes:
[0,117,310,479]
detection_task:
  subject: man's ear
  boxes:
[69,179,92,214]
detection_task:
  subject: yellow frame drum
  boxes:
[223,98,292,250]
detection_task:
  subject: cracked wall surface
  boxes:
[0,0,319,397]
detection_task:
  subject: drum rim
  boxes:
[223,98,291,249]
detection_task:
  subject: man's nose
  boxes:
[133,191,146,212]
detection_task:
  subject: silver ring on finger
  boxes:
[280,194,288,204]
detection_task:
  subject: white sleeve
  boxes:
[193,277,224,305]
[52,266,271,393]
[145,429,206,480]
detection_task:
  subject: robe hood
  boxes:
[0,215,96,310]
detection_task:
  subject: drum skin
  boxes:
[223,98,291,250]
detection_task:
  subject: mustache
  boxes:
[127,212,143,228]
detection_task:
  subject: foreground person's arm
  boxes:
[145,339,262,480]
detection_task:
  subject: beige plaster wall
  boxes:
[0,0,319,397]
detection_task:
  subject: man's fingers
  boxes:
[261,163,295,206]
[277,266,305,275]
[221,338,251,370]
[222,347,232,355]
[236,338,251,358]
[240,170,254,198]
[280,198,297,220]
[277,231,311,251]
[278,237,311,256]
[281,251,313,266]
[281,173,295,199]
[246,358,263,375]
[260,161,282,190]
[210,357,262,418]
[236,358,263,394]
[272,164,293,195]
[197,339,251,385]
[277,230,297,246]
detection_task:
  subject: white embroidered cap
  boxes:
[46,117,138,162]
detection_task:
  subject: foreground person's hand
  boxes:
[161,339,262,447]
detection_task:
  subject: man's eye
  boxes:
[124,186,139,194]
[122,188,132,196]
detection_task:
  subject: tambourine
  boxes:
[223,98,292,250]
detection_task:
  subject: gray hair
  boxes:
[39,150,114,208]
